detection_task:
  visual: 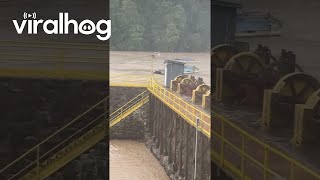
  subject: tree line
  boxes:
[110,0,210,52]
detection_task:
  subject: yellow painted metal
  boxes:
[20,121,106,180]
[0,41,108,80]
[0,90,150,180]
[170,75,188,91]
[148,77,211,138]
[224,52,265,73]
[212,110,320,180]
[110,90,149,127]
[176,77,194,95]
[211,44,238,67]
[201,90,211,108]
[110,83,148,87]
[262,72,320,127]
[192,84,211,103]
[0,96,108,180]
[0,69,108,80]
[293,88,320,145]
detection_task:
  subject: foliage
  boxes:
[110,0,210,52]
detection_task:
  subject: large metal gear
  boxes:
[272,73,319,102]
[212,42,320,177]
[170,75,188,92]
[211,44,238,80]
[293,88,320,145]
[192,84,211,104]
[216,52,266,105]
[177,78,196,96]
[224,52,265,74]
[263,72,320,127]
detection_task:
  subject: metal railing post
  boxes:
[241,135,245,178]
[37,145,40,180]
[290,162,294,180]
[194,117,200,180]
[220,120,225,166]
[104,98,108,134]
[193,108,195,125]
[264,148,269,180]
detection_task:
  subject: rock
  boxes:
[169,174,176,180]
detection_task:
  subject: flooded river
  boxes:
[110,140,169,180]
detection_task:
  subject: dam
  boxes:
[109,52,211,180]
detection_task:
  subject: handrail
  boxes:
[0,41,108,80]
[212,110,320,179]
[0,96,108,179]
[0,75,211,179]
[148,77,209,120]
[0,91,149,179]
[0,42,107,64]
[38,113,105,162]
[110,90,149,119]
[109,96,149,128]
[40,97,107,146]
[110,83,148,88]
[7,112,104,180]
[147,77,211,138]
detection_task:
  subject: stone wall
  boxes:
[109,87,147,140]
[145,95,211,180]
[109,89,212,180]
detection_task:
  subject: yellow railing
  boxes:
[0,97,108,180]
[0,90,149,179]
[212,111,320,180]
[109,90,149,127]
[110,83,148,87]
[148,77,210,138]
[0,41,108,80]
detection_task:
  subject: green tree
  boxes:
[110,0,144,50]
[110,0,210,52]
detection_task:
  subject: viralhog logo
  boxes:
[13,12,111,41]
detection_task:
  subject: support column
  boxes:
[173,113,177,171]
[185,122,189,179]
[148,95,211,180]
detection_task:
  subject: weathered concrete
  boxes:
[109,105,148,139]
[109,87,211,179]
[146,95,211,180]
[109,87,147,140]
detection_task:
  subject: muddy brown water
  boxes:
[110,140,169,180]
[110,51,210,86]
